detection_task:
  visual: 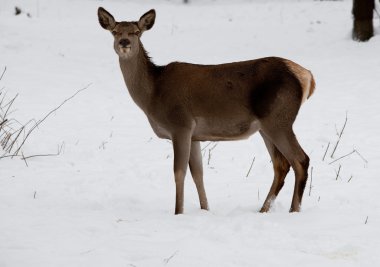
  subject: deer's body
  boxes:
[98,8,315,214]
[122,54,313,142]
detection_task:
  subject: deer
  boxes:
[97,7,316,215]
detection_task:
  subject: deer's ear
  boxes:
[98,7,116,31]
[138,9,156,33]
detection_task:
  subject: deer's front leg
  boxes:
[189,141,209,211]
[172,131,192,215]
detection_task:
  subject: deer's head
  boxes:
[98,7,156,60]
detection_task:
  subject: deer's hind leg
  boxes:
[189,141,209,211]
[260,127,309,212]
[259,131,291,213]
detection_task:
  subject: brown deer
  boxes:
[97,8,315,214]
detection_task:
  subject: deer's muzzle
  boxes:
[119,39,131,48]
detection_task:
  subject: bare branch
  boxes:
[3,94,18,120]
[207,142,218,165]
[0,66,6,81]
[22,152,59,160]
[163,251,179,265]
[322,142,330,161]
[201,141,213,151]
[330,112,348,158]
[6,125,24,152]
[1,82,89,160]
[21,151,28,167]
[0,118,7,127]
[329,149,356,165]
[246,156,255,178]
[335,164,342,180]
[354,149,368,164]
[209,142,218,151]
[14,84,91,155]
[21,141,64,160]
[0,91,8,108]
[0,154,16,159]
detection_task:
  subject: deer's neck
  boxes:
[119,43,158,112]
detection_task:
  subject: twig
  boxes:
[354,149,368,164]
[21,142,64,160]
[308,166,313,196]
[22,153,60,160]
[322,142,330,161]
[21,151,28,167]
[330,139,341,159]
[209,142,218,151]
[0,94,29,155]
[0,154,17,159]
[329,149,356,165]
[59,142,65,154]
[99,141,108,150]
[245,156,255,178]
[6,126,24,152]
[207,142,218,165]
[365,216,368,224]
[3,94,18,121]
[0,66,6,81]
[14,84,91,155]
[330,112,348,158]
[0,91,8,108]
[1,144,62,160]
[0,119,7,128]
[334,124,339,136]
[347,175,353,183]
[201,141,213,152]
[163,250,179,265]
[1,118,36,155]
[335,164,341,180]
[1,132,11,149]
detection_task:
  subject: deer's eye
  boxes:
[134,30,141,35]
[112,31,118,36]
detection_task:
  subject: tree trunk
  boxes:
[352,0,375,41]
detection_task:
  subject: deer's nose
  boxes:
[119,39,131,48]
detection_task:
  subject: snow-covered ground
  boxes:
[1,0,380,266]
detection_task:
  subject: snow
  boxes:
[1,0,380,266]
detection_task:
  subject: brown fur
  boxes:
[98,7,316,214]
[284,59,315,103]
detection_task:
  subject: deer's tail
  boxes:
[284,59,316,104]
[304,71,316,103]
